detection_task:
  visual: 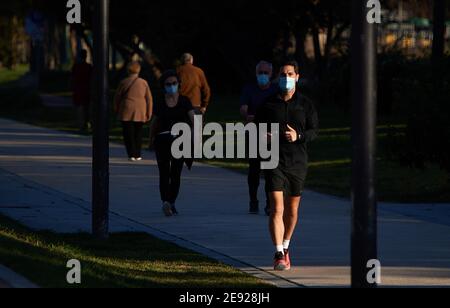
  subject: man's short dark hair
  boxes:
[280,60,299,74]
[160,69,180,88]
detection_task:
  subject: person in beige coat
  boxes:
[114,61,153,161]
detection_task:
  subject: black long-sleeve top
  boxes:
[255,91,319,175]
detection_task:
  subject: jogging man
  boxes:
[256,60,319,271]
[240,61,278,215]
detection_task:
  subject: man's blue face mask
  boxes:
[279,77,297,92]
[165,84,179,95]
[257,74,270,87]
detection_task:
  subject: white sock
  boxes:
[276,245,284,255]
[283,240,290,251]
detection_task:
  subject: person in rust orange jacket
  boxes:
[177,53,211,115]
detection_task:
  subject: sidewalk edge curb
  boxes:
[0,265,39,289]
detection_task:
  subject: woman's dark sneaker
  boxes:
[171,204,179,216]
[162,202,173,217]
[273,252,287,271]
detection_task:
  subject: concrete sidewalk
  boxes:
[1,118,450,287]
[40,95,72,108]
[0,265,38,289]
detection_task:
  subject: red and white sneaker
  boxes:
[284,249,291,270]
[273,252,288,271]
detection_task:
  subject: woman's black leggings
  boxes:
[155,135,184,204]
[122,121,144,158]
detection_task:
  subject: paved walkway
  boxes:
[1,118,450,287]
[0,265,38,288]
[40,95,72,108]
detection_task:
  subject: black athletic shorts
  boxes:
[265,167,305,197]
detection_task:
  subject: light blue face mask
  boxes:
[257,74,270,87]
[165,84,179,95]
[279,77,297,92]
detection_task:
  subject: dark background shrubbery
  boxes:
[382,56,450,178]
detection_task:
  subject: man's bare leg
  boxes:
[269,191,285,248]
[283,196,301,241]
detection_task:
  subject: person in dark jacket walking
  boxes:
[240,61,278,215]
[150,70,196,217]
[256,60,319,271]
[71,49,93,132]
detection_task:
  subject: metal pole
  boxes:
[92,0,110,239]
[351,0,378,288]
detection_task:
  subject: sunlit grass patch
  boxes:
[0,215,271,288]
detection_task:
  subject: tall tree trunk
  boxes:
[2,16,16,69]
[295,28,308,71]
[432,0,446,78]
[58,24,68,68]
[10,16,19,69]
[312,24,323,80]
[324,11,335,70]
[283,23,292,60]
[46,17,61,70]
